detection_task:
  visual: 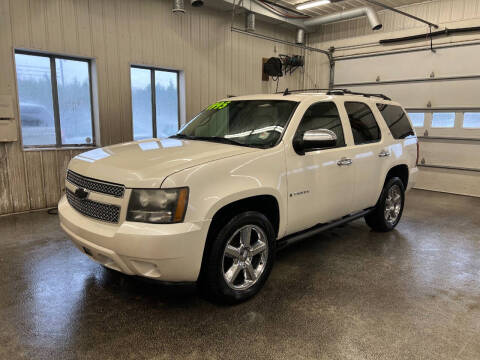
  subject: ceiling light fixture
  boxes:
[296,0,331,11]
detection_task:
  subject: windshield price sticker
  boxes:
[207,101,230,110]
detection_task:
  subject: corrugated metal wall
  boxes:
[0,0,304,215]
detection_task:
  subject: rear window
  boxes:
[344,102,381,145]
[377,104,415,139]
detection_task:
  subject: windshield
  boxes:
[172,100,298,148]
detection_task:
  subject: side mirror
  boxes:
[293,129,337,155]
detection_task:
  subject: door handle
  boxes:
[378,150,391,158]
[337,157,353,166]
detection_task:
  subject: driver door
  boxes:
[285,101,355,235]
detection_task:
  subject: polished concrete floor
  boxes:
[0,189,479,360]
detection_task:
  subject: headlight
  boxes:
[126,187,189,224]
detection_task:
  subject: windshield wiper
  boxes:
[170,134,257,148]
[170,134,192,139]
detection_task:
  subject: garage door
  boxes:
[333,43,480,197]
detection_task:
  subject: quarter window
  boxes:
[15,51,94,147]
[377,104,415,139]
[296,102,345,147]
[131,66,180,140]
[344,102,381,145]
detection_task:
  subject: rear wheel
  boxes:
[365,177,405,232]
[201,211,275,304]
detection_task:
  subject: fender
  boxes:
[161,147,289,238]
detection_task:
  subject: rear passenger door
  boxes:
[343,101,386,212]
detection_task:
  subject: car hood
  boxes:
[68,138,259,188]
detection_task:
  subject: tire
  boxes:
[200,211,275,304]
[365,177,405,232]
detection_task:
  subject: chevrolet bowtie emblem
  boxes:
[75,188,89,200]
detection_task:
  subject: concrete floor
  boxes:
[0,189,479,360]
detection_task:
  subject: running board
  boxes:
[276,208,373,251]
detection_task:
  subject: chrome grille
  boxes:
[66,189,120,223]
[67,170,125,198]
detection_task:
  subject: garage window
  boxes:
[432,112,455,128]
[463,113,480,128]
[344,102,381,145]
[15,51,94,147]
[407,112,425,128]
[376,104,415,139]
[296,102,345,147]
[131,66,179,140]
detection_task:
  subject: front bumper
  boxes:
[58,195,211,282]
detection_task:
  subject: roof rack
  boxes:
[279,88,391,101]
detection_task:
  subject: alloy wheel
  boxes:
[221,225,268,291]
[384,184,402,225]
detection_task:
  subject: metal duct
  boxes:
[172,0,185,13]
[303,7,382,31]
[246,13,256,32]
[191,0,204,7]
[295,28,305,44]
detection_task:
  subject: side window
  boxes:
[344,102,381,145]
[377,104,415,139]
[296,102,345,147]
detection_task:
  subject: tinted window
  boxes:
[377,104,415,139]
[344,102,381,145]
[296,102,345,147]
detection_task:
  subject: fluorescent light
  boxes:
[296,0,330,10]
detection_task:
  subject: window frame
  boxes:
[344,101,382,145]
[407,111,426,129]
[293,101,347,151]
[431,111,456,129]
[130,64,181,140]
[462,112,480,129]
[14,49,96,149]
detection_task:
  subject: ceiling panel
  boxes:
[276,0,432,17]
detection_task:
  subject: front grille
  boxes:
[66,189,121,223]
[67,170,125,198]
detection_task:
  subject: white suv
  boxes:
[58,90,419,303]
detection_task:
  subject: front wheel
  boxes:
[201,211,275,304]
[365,177,405,232]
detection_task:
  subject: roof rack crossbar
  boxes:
[277,88,391,101]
